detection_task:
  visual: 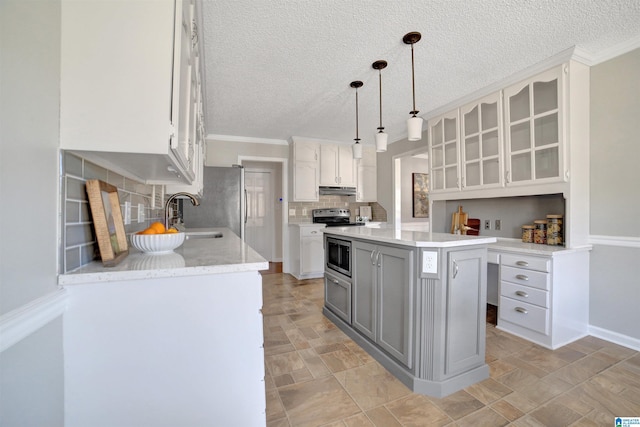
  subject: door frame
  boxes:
[244,167,275,261]
[238,156,288,266]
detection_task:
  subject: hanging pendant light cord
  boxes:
[411,42,417,116]
[378,69,383,129]
[355,88,360,141]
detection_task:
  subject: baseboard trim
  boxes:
[0,289,67,353]
[588,325,640,352]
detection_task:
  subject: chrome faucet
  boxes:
[165,192,200,228]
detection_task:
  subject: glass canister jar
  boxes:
[546,214,563,246]
[521,225,534,243]
[534,220,547,244]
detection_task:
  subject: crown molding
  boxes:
[206,134,289,145]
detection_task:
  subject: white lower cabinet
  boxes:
[289,224,325,279]
[496,248,590,349]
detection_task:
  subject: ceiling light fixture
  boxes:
[350,80,363,160]
[372,60,388,152]
[403,31,423,141]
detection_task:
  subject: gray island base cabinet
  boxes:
[322,228,495,398]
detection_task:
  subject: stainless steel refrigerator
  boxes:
[182,166,246,239]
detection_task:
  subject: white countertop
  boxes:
[58,227,268,286]
[490,238,592,256]
[322,227,497,248]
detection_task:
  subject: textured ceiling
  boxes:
[201,0,640,145]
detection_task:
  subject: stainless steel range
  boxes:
[312,208,364,227]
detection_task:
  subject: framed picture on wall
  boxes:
[86,179,129,266]
[412,173,429,218]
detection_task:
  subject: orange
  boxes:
[138,228,157,235]
[149,221,166,233]
[165,228,178,234]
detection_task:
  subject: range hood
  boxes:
[318,186,356,196]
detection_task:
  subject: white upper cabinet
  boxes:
[320,144,356,187]
[290,139,319,202]
[60,0,203,184]
[460,92,503,190]
[504,66,565,186]
[428,110,460,193]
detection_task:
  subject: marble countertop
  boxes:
[322,227,497,248]
[58,227,268,286]
[490,238,592,256]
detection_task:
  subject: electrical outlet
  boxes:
[422,251,438,274]
[495,219,501,230]
[484,219,491,230]
[302,208,307,216]
[137,203,145,223]
[124,201,131,225]
[289,208,296,216]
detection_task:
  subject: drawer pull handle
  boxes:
[332,279,339,284]
[515,290,529,297]
[516,274,529,281]
[516,261,529,266]
[515,307,528,314]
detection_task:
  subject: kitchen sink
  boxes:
[185,231,223,239]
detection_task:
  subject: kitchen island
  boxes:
[58,228,268,427]
[322,227,496,398]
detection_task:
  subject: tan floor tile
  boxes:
[267,351,306,376]
[501,391,539,413]
[320,348,365,373]
[554,391,595,416]
[431,390,484,420]
[386,394,452,427]
[456,407,509,427]
[278,376,360,427]
[489,359,517,379]
[510,414,548,426]
[490,399,524,421]
[546,354,613,385]
[502,355,548,378]
[315,342,348,354]
[529,401,581,426]
[465,378,513,404]
[302,355,331,378]
[341,412,375,427]
[513,346,569,373]
[344,340,377,364]
[365,406,402,427]
[267,417,290,427]
[516,376,572,405]
[336,362,411,410]
[266,388,286,422]
[291,366,314,383]
[273,373,295,387]
[265,343,297,357]
[497,368,540,392]
[265,374,276,390]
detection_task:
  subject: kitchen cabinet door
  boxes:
[443,248,486,376]
[60,0,202,184]
[428,110,461,193]
[504,66,565,186]
[301,229,324,275]
[320,144,355,187]
[352,240,377,341]
[291,140,319,201]
[460,92,503,190]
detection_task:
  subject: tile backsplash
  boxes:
[288,195,387,223]
[61,152,164,273]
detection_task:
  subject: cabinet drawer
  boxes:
[501,265,550,290]
[501,253,549,272]
[499,297,549,335]
[501,281,549,308]
[324,272,351,324]
[301,226,325,238]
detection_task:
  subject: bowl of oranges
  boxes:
[130,222,185,254]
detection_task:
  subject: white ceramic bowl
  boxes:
[130,232,185,254]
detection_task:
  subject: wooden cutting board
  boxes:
[451,205,468,234]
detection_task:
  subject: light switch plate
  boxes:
[422,251,438,274]
[137,203,145,223]
[289,208,296,216]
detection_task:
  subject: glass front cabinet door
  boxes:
[459,92,503,190]
[503,66,565,186]
[428,110,460,193]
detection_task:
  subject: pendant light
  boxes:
[350,80,363,159]
[403,31,423,141]
[372,60,388,152]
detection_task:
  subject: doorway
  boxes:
[240,159,285,263]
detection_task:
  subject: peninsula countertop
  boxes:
[321,227,497,247]
[58,227,268,286]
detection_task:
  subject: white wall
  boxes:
[589,48,640,342]
[205,138,289,167]
[0,0,65,425]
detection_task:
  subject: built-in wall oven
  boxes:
[326,236,351,277]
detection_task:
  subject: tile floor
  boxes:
[262,271,640,426]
